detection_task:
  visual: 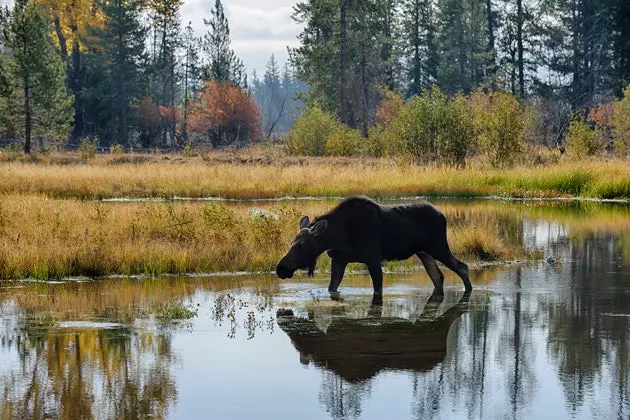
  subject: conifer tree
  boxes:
[0,0,73,153]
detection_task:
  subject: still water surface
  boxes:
[0,200,629,420]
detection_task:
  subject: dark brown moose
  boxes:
[277,292,471,382]
[276,196,472,296]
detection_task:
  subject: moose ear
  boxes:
[310,220,328,236]
[299,216,310,229]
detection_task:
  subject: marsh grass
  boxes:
[156,300,198,321]
[2,196,623,280]
[0,153,628,199]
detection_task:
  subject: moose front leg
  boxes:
[328,259,347,293]
[367,261,383,295]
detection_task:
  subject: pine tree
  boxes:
[402,0,438,96]
[0,0,73,153]
[202,0,247,89]
[182,20,201,143]
[147,0,183,146]
[84,0,147,146]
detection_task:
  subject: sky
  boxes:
[181,0,302,77]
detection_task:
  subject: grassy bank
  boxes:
[0,153,628,199]
[0,196,546,280]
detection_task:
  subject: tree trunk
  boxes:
[53,17,68,60]
[24,84,31,154]
[485,0,496,84]
[360,44,369,138]
[411,0,421,95]
[517,0,525,97]
[382,0,394,90]
[339,0,348,125]
[70,42,84,144]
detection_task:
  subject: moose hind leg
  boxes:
[439,253,472,292]
[417,251,444,295]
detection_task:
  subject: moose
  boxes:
[276,291,471,382]
[275,196,472,296]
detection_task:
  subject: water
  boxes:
[1,200,629,420]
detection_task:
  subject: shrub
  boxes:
[469,90,526,168]
[565,116,601,158]
[612,85,630,156]
[285,107,342,156]
[387,86,473,166]
[375,89,405,127]
[78,138,97,160]
[325,126,363,156]
[110,144,125,155]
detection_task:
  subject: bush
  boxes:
[78,138,97,160]
[325,126,363,156]
[285,107,342,156]
[612,85,630,156]
[565,116,601,158]
[387,86,474,166]
[469,90,525,168]
[110,144,125,155]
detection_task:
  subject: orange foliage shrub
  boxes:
[188,81,261,147]
[375,89,405,127]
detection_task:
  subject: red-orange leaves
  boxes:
[188,81,261,147]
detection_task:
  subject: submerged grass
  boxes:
[0,195,558,280]
[156,300,198,321]
[0,153,628,199]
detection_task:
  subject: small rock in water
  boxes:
[249,208,279,220]
[545,256,556,264]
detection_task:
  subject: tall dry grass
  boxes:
[0,196,548,279]
[0,154,628,199]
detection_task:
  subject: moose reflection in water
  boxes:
[277,291,471,382]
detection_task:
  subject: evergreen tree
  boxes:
[182,20,201,143]
[202,0,247,89]
[402,0,438,96]
[83,0,147,146]
[0,0,73,153]
[147,0,183,146]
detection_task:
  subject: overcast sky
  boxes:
[181,0,302,77]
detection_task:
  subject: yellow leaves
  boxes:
[35,0,105,53]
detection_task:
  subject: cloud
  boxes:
[181,0,302,75]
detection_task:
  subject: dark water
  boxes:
[1,201,629,420]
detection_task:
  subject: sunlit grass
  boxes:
[0,195,556,280]
[0,153,628,199]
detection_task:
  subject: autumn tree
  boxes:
[188,81,260,147]
[35,0,105,143]
[0,0,73,153]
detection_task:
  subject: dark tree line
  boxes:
[290,0,630,144]
[0,0,290,152]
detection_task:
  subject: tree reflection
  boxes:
[545,232,630,415]
[1,317,177,419]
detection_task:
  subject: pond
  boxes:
[0,199,629,419]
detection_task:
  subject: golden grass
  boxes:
[0,152,628,199]
[0,196,549,279]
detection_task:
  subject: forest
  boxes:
[0,0,628,163]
